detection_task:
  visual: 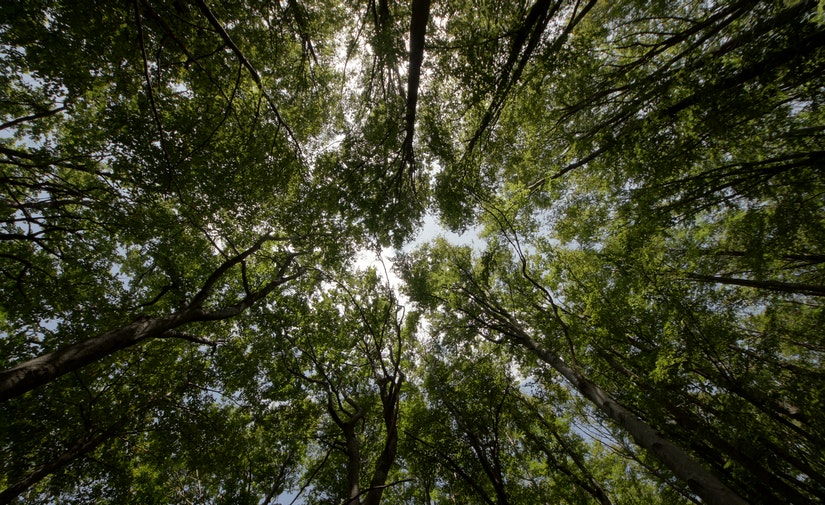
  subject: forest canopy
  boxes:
[1,0,824,503]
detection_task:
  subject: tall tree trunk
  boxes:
[363,377,402,505]
[478,309,749,505]
[327,395,364,504]
[343,422,362,504]
[402,0,431,162]
[0,242,304,401]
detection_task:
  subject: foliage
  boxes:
[2,0,824,503]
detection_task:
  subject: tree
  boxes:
[0,0,336,397]
[399,238,748,505]
[405,0,825,500]
[275,269,413,505]
[2,0,824,502]
[1,0,419,501]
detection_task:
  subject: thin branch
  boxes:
[340,479,414,505]
[405,430,497,505]
[133,0,172,169]
[158,330,219,350]
[0,105,67,131]
[289,447,333,505]
[193,0,303,156]
[477,198,578,365]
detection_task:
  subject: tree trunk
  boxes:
[0,311,197,401]
[363,378,402,505]
[343,422,362,504]
[327,395,364,505]
[504,325,749,505]
[402,0,431,160]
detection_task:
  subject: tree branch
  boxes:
[685,273,825,297]
[0,105,67,131]
[193,0,303,154]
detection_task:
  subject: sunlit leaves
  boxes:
[2,0,824,502]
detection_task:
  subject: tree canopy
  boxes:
[1,0,823,503]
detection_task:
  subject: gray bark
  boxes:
[503,323,749,505]
[0,238,305,400]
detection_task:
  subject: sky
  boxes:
[353,211,482,290]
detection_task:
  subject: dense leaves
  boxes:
[2,0,823,503]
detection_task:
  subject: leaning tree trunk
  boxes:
[502,323,749,505]
[0,282,297,401]
[0,310,199,401]
[0,239,305,401]
[685,273,825,297]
